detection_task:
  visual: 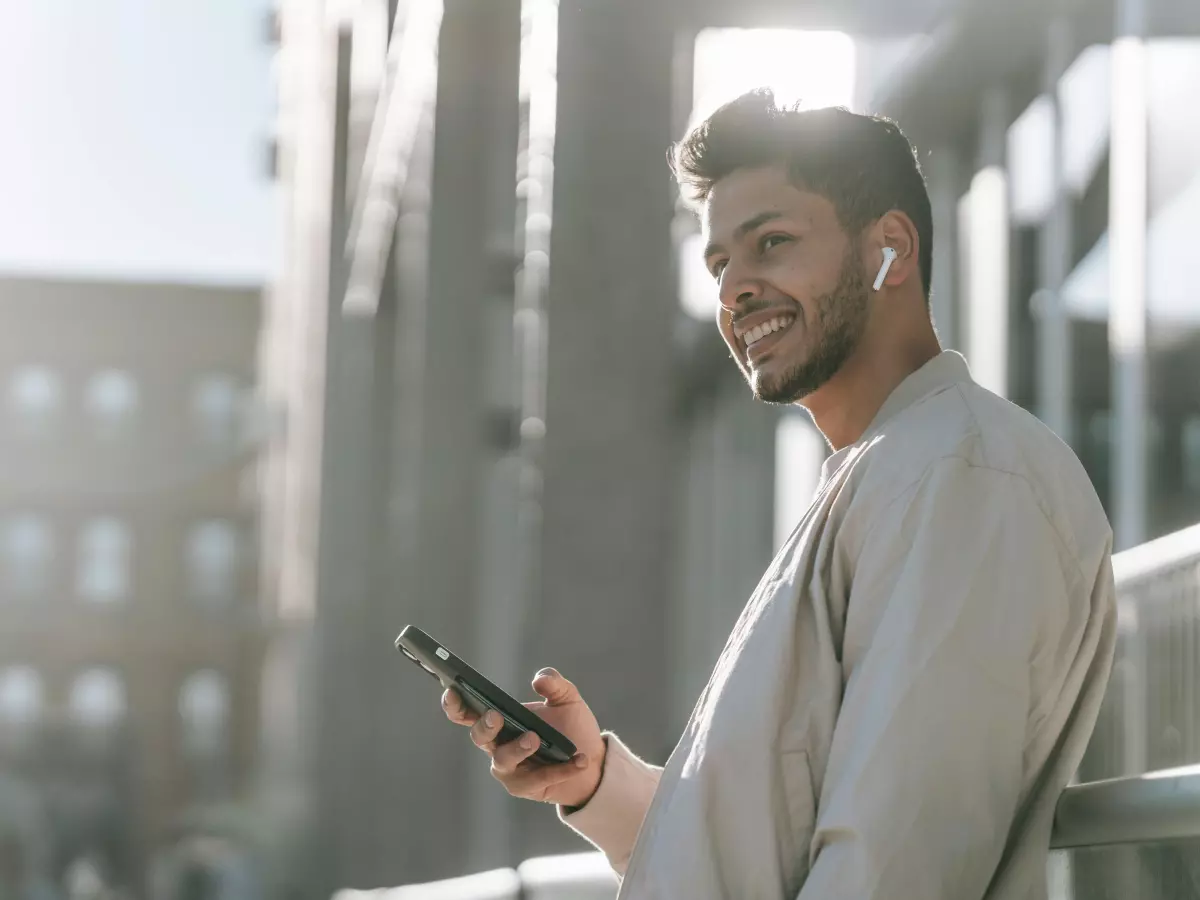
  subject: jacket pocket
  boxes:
[781,749,817,889]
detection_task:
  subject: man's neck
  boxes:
[800,335,942,452]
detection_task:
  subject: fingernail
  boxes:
[536,667,558,679]
[485,711,497,727]
[574,754,588,769]
[521,733,537,750]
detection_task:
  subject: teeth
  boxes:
[744,316,792,348]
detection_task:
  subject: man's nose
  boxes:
[718,263,762,311]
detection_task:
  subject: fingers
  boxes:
[449,677,588,806]
[469,709,503,752]
[491,729,543,775]
[495,754,590,798]
[531,668,581,707]
[442,688,479,726]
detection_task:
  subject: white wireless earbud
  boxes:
[873,247,897,291]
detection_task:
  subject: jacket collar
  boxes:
[819,350,974,484]
[861,349,974,439]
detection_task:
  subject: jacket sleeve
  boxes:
[798,457,1076,899]
[559,733,662,875]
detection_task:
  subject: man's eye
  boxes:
[710,260,727,279]
[760,233,791,252]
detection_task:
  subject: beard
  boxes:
[752,250,870,405]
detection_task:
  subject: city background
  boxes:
[0,0,1198,898]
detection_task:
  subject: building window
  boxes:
[186,520,239,606]
[0,667,44,739]
[7,366,62,437]
[69,669,127,747]
[1,514,54,597]
[78,518,132,604]
[85,370,139,438]
[192,375,241,446]
[1184,417,1200,494]
[179,670,229,758]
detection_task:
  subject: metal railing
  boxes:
[1052,764,1200,850]
[1062,521,1200,898]
[366,522,1200,899]
[332,852,617,900]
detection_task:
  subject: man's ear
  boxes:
[869,210,919,291]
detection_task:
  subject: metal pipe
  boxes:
[1052,767,1200,849]
[1112,521,1200,585]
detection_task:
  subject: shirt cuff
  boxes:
[558,732,661,875]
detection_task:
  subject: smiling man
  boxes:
[442,89,1117,899]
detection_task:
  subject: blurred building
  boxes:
[261,0,1200,894]
[0,278,265,894]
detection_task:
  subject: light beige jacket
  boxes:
[563,351,1117,899]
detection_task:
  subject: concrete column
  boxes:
[926,145,963,350]
[306,24,357,898]
[365,0,523,885]
[460,0,522,873]
[314,302,401,889]
[1109,0,1149,550]
[306,17,449,891]
[666,17,703,746]
[967,86,1011,398]
[669,381,776,739]
[518,0,680,859]
[670,394,719,739]
[1036,16,1076,446]
[707,385,776,663]
[303,0,521,888]
[1093,5,1152,896]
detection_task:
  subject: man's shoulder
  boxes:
[844,381,1111,570]
[854,380,1085,492]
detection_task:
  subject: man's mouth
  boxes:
[742,314,796,360]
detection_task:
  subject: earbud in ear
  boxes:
[873,247,897,291]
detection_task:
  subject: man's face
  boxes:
[702,165,870,405]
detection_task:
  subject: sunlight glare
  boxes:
[692,29,857,130]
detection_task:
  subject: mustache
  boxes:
[731,298,797,327]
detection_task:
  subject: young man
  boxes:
[442,90,1117,899]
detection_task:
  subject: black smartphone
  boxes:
[395,625,577,765]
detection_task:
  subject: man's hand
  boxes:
[442,668,607,809]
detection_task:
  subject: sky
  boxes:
[0,1,277,285]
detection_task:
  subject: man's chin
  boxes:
[750,360,822,405]
[751,374,808,406]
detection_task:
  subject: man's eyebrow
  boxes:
[702,211,785,262]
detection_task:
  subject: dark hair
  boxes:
[669,89,933,301]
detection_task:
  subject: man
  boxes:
[442,89,1117,898]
